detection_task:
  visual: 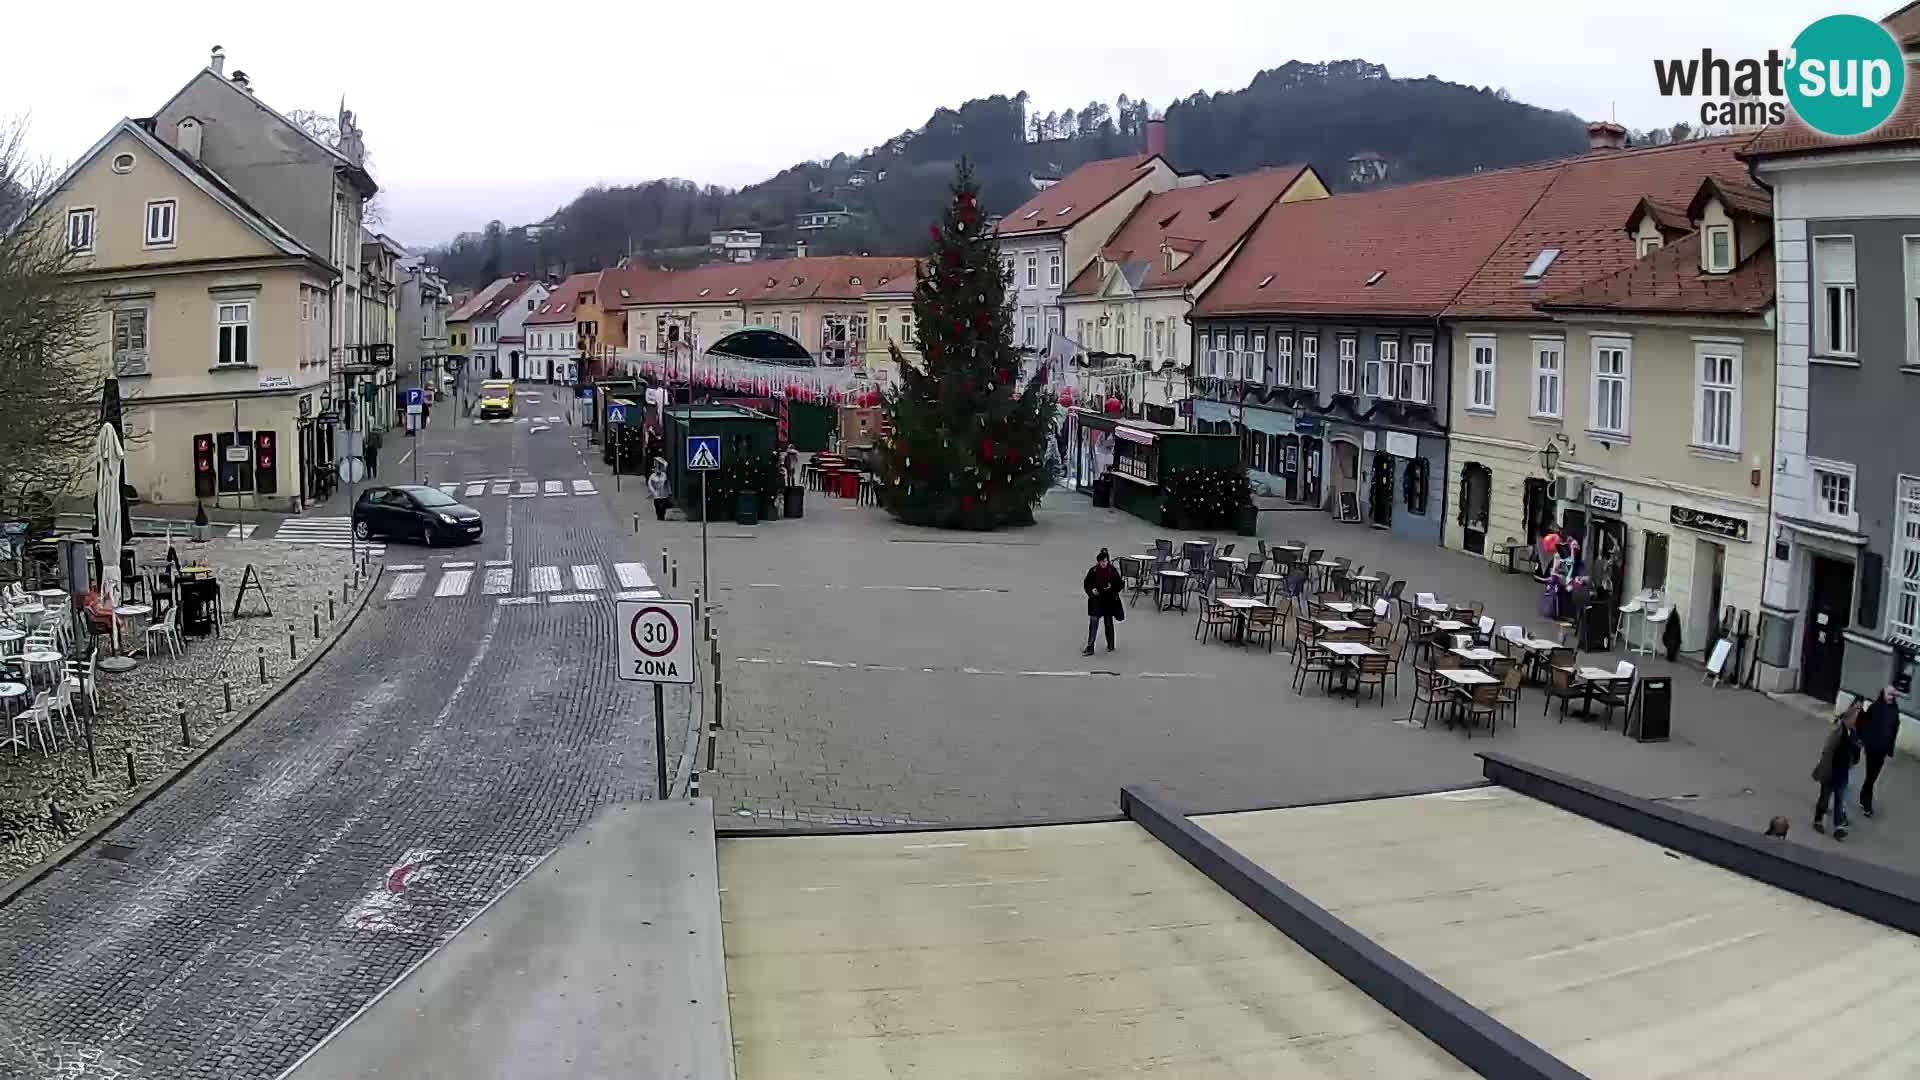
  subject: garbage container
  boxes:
[735,492,759,526]
[1090,475,1113,508]
[179,577,219,637]
[784,485,805,519]
[1627,676,1671,742]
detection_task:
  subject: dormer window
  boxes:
[1207,200,1234,221]
[1637,235,1663,257]
[1364,270,1386,287]
[1258,273,1275,288]
[849,276,862,285]
[698,288,711,297]
[1022,209,1040,220]
[791,276,803,286]
[726,287,739,296]
[1705,225,1733,273]
[1522,248,1561,281]
[1057,205,1073,215]
[767,277,777,287]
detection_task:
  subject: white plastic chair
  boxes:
[1373,598,1390,618]
[19,691,56,753]
[48,678,76,741]
[1638,605,1671,657]
[1415,591,1437,607]
[145,605,183,659]
[1500,624,1523,642]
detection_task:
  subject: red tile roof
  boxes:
[1537,231,1774,316]
[1743,59,1920,159]
[1444,134,1759,318]
[526,272,600,325]
[994,155,1164,238]
[613,256,919,307]
[1062,165,1314,298]
[470,277,537,323]
[1193,165,1560,318]
[1885,1,1920,47]
[447,277,513,322]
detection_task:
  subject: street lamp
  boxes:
[1538,440,1559,476]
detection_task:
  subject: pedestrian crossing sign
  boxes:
[687,435,721,471]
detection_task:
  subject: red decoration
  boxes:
[929,224,940,241]
[1058,386,1075,406]
[961,495,976,513]
[1104,397,1123,415]
[981,438,994,458]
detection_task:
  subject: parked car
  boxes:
[352,486,483,546]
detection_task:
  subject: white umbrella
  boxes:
[94,421,126,620]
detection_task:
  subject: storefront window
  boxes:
[1642,532,1669,593]
[1113,439,1151,481]
[1403,457,1429,515]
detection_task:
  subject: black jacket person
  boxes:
[1082,549,1124,656]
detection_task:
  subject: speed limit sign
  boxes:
[616,599,694,684]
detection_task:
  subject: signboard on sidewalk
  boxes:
[616,600,694,684]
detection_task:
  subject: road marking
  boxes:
[543,480,563,496]
[397,448,414,466]
[546,592,596,604]
[496,596,538,606]
[615,589,661,600]
[735,656,1217,681]
[1019,670,1086,677]
[529,566,561,592]
[485,559,512,567]
[570,564,605,590]
[547,415,562,422]
[531,426,550,434]
[437,483,458,494]
[517,481,537,495]
[441,560,475,569]
[386,563,425,572]
[482,568,513,595]
[434,570,472,597]
[571,479,597,494]
[385,572,424,600]
[613,563,654,589]
[463,483,486,497]
[1138,672,1208,679]
[509,493,536,499]
[491,481,511,495]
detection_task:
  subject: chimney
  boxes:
[231,70,252,94]
[1145,117,1167,159]
[209,45,225,77]
[1586,120,1628,151]
[176,116,203,161]
[795,239,808,259]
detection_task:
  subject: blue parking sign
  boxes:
[405,387,424,407]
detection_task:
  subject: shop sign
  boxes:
[1362,430,1377,451]
[1587,485,1623,513]
[1114,425,1156,445]
[1383,431,1419,459]
[1671,505,1750,542]
[1292,415,1324,434]
[257,373,292,390]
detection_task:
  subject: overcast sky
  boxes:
[5,0,1843,249]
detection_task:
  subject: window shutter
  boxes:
[1859,549,1883,630]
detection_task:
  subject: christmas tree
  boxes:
[878,161,1058,530]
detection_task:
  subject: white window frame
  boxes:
[1405,339,1433,404]
[1299,336,1318,389]
[1025,254,1037,287]
[1530,337,1564,419]
[1467,335,1497,411]
[1337,336,1357,394]
[1637,235,1663,257]
[215,300,253,367]
[1046,309,1061,343]
[877,313,889,340]
[1814,235,1857,358]
[1705,225,1733,273]
[1892,475,1920,646]
[1252,331,1267,382]
[1273,334,1293,386]
[66,207,95,253]
[1589,337,1631,436]
[1024,313,1037,347]
[1369,339,1398,400]
[1808,458,1858,532]
[143,198,177,248]
[1048,251,1062,287]
[1229,331,1245,381]
[1693,341,1742,453]
[111,305,150,376]
[1905,235,1920,369]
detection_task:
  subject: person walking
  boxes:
[647,457,672,521]
[1812,703,1862,838]
[1082,547,1124,657]
[363,426,383,478]
[1860,686,1902,817]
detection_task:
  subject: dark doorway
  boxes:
[1280,436,1300,501]
[1301,437,1323,507]
[1802,555,1855,702]
[510,350,522,380]
[1370,454,1394,527]
[1523,478,1553,543]
[1460,463,1491,555]
[1587,516,1629,607]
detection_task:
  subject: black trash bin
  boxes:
[1090,474,1114,508]
[179,577,219,637]
[784,485,805,519]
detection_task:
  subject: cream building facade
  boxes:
[44,119,336,511]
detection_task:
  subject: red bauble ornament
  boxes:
[961,495,976,513]
[928,224,940,241]
[1104,396,1123,415]
[1058,386,1075,406]
[981,438,993,458]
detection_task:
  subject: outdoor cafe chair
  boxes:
[1155,571,1189,613]
[1293,636,1336,695]
[1544,653,1584,720]
[1407,666,1444,728]
[1352,653,1392,708]
[1245,605,1280,652]
[1239,554,1266,592]
[1195,600,1234,645]
[145,604,183,659]
[1459,683,1501,738]
[1220,543,1235,558]
[1154,538,1174,561]
[1590,662,1637,729]
[15,691,55,755]
[1496,664,1524,729]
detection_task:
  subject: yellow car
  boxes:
[477,380,514,418]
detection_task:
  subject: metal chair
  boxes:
[1195,600,1235,645]
[1407,666,1444,728]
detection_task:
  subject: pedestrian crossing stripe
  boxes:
[571,565,605,590]
[377,561,659,606]
[272,516,386,555]
[426,479,595,498]
[614,563,654,589]
[529,566,561,592]
[434,569,472,597]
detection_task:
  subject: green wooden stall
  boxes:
[664,405,779,518]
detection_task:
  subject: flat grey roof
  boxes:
[1199,788,1920,1079]
[719,820,1470,1078]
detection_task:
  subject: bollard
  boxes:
[126,750,137,789]
[342,576,350,604]
[661,547,668,574]
[714,677,724,733]
[329,596,336,622]
[671,560,678,589]
[312,604,321,640]
[288,626,297,662]
[224,681,233,714]
[689,772,701,799]
[258,645,267,685]
[706,719,718,771]
[692,588,701,626]
[633,513,639,535]
[179,705,190,748]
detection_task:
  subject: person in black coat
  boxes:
[1082,548,1124,656]
[1813,704,1861,838]
[1860,686,1903,817]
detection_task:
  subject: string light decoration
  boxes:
[1162,465,1252,529]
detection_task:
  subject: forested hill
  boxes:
[426,60,1590,287]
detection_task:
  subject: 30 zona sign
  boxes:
[616,599,694,684]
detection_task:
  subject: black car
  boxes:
[352,485,483,546]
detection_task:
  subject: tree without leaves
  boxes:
[0,118,107,551]
[286,108,386,226]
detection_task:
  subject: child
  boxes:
[1812,704,1862,839]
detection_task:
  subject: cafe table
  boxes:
[1449,646,1504,666]
[1254,572,1286,602]
[0,681,26,754]
[1154,569,1191,611]
[1321,600,1358,615]
[1216,596,1269,644]
[9,603,45,629]
[20,649,62,688]
[1320,640,1380,695]
[1314,618,1365,633]
[1429,619,1469,633]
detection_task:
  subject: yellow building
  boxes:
[861,269,919,385]
[37,118,337,510]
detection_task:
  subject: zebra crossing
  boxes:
[473,415,568,425]
[380,560,661,606]
[271,516,386,556]
[431,478,598,499]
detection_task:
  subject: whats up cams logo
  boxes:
[1654,13,1908,136]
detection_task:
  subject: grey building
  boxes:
[1749,81,1920,722]
[397,258,451,410]
[1187,167,1560,544]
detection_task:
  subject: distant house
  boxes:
[708,229,763,262]
[1347,152,1389,186]
[795,209,852,231]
